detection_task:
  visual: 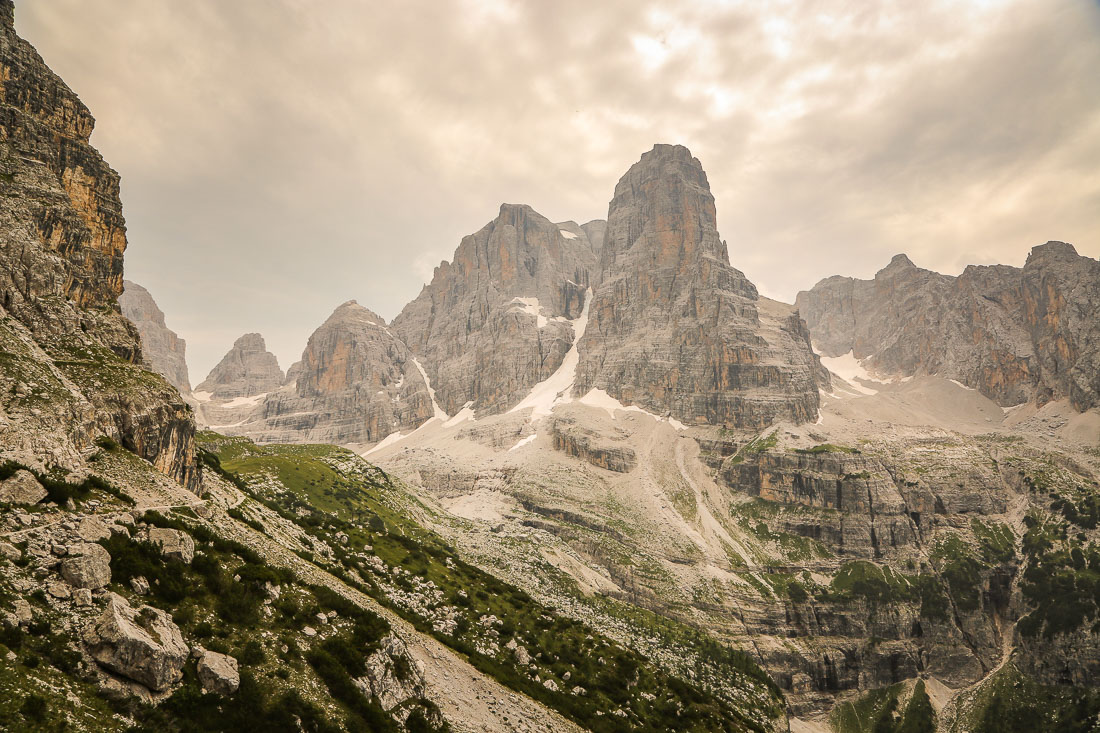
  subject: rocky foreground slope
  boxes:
[796,242,1100,411]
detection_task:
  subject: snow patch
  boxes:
[818,351,884,395]
[508,434,537,452]
[363,430,408,456]
[444,401,476,428]
[510,297,548,328]
[509,291,590,418]
[559,229,578,240]
[410,357,447,420]
[576,388,689,431]
[949,379,976,391]
[221,392,268,409]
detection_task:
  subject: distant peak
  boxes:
[1026,240,1080,266]
[232,333,268,350]
[327,300,387,327]
[877,253,916,277]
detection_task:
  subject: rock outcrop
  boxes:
[213,302,437,444]
[796,242,1100,410]
[0,468,46,504]
[119,281,191,395]
[196,333,283,400]
[392,204,598,416]
[574,145,827,429]
[84,593,189,691]
[149,527,195,564]
[0,2,199,491]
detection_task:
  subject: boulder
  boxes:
[130,576,150,595]
[60,543,112,589]
[197,650,240,695]
[0,542,20,562]
[76,516,112,542]
[13,598,32,625]
[83,593,188,691]
[0,469,46,504]
[149,528,195,564]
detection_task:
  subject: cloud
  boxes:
[14,0,1099,380]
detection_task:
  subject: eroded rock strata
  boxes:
[574,144,828,429]
[796,242,1100,410]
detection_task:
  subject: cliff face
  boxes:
[119,281,191,394]
[195,333,283,400]
[574,145,827,429]
[796,242,1100,410]
[391,204,599,417]
[0,1,198,491]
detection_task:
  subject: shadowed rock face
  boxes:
[392,204,599,416]
[796,241,1100,410]
[574,144,827,429]
[0,1,198,491]
[196,333,283,400]
[120,281,191,394]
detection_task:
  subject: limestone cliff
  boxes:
[796,242,1100,410]
[119,281,191,395]
[0,1,198,491]
[574,144,827,429]
[391,204,598,416]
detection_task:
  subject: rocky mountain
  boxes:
[195,333,283,401]
[391,204,599,417]
[206,301,438,445]
[0,0,197,490]
[796,242,1100,410]
[574,144,828,429]
[119,281,191,395]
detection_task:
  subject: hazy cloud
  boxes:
[15,0,1100,379]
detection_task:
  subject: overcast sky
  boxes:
[15,0,1100,382]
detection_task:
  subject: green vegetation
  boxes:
[204,435,782,732]
[930,537,984,612]
[825,562,914,606]
[729,431,778,464]
[1017,511,1100,639]
[970,519,1015,564]
[794,444,859,455]
[954,664,1100,733]
[830,681,934,733]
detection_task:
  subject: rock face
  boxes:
[197,650,240,695]
[574,145,827,429]
[550,416,636,473]
[215,302,437,444]
[0,3,199,491]
[119,281,191,395]
[357,633,427,712]
[0,469,46,504]
[796,242,1100,410]
[196,333,283,400]
[391,204,599,416]
[84,593,188,691]
[60,542,111,589]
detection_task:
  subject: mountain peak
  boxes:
[877,253,917,277]
[197,332,284,399]
[1026,240,1080,267]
